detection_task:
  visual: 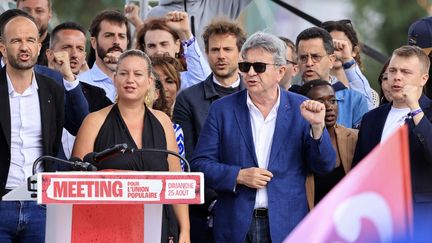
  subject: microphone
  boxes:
[68,157,98,171]
[31,155,98,175]
[83,143,129,163]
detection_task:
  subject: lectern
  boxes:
[3,171,204,243]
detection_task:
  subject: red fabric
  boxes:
[71,204,144,243]
[285,125,413,242]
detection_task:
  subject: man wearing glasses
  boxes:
[294,27,369,128]
[191,31,336,243]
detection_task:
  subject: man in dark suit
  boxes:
[353,45,432,240]
[191,32,336,243]
[46,21,112,158]
[173,19,246,242]
[0,14,63,242]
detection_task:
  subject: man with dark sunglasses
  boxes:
[293,27,369,129]
[173,19,247,243]
[191,31,335,243]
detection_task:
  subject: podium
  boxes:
[3,171,204,243]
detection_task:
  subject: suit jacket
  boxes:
[306,124,358,208]
[173,73,245,214]
[353,95,432,202]
[173,73,245,161]
[34,64,88,136]
[190,89,336,243]
[0,66,64,197]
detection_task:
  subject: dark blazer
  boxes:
[79,82,112,112]
[191,89,336,243]
[34,64,87,135]
[0,66,64,197]
[353,95,432,202]
[173,73,245,161]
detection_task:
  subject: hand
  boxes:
[103,51,122,71]
[178,230,191,243]
[124,4,143,27]
[50,51,75,82]
[236,167,273,189]
[165,11,192,41]
[333,39,353,64]
[402,84,422,109]
[300,100,325,125]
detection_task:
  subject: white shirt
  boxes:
[246,88,280,209]
[6,73,44,189]
[381,106,410,142]
[212,74,241,88]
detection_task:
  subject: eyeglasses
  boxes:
[286,59,297,65]
[238,62,279,73]
[298,53,327,64]
[321,19,353,29]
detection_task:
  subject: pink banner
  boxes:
[285,126,412,242]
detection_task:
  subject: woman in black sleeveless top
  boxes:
[72,50,190,243]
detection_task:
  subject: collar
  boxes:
[212,74,241,88]
[90,63,111,82]
[7,71,38,96]
[246,86,281,114]
[0,58,4,68]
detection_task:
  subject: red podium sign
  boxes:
[38,171,204,204]
[36,171,204,243]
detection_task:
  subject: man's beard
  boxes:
[7,51,37,70]
[96,44,124,61]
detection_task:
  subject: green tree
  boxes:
[352,0,427,90]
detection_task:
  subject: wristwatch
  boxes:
[343,59,356,69]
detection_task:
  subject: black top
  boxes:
[213,82,241,98]
[314,163,345,204]
[94,104,168,171]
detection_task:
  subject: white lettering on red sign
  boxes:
[165,179,196,199]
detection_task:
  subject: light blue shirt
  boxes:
[345,63,374,110]
[78,64,116,102]
[180,37,211,90]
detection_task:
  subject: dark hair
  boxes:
[321,19,363,68]
[296,27,334,54]
[87,10,131,67]
[16,0,52,10]
[0,9,36,41]
[50,22,86,48]
[377,58,390,105]
[136,18,186,70]
[279,36,297,62]
[202,18,247,53]
[299,79,333,96]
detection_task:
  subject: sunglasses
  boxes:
[238,62,279,73]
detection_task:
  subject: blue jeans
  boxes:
[0,201,46,243]
[244,213,271,243]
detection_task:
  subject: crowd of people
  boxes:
[0,0,431,242]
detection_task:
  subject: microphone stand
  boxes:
[32,155,98,175]
[130,148,191,172]
[27,156,97,198]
